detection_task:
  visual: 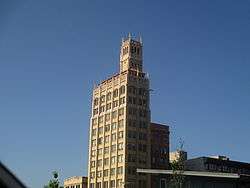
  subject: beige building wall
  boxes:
[87,35,151,188]
[64,176,87,188]
[169,150,187,163]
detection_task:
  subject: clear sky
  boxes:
[0,0,249,187]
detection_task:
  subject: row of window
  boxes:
[65,185,80,188]
[128,131,147,141]
[128,119,148,129]
[90,155,124,168]
[128,96,147,106]
[127,143,147,152]
[122,45,140,55]
[91,133,124,146]
[91,143,124,156]
[94,86,126,106]
[92,124,124,136]
[128,86,148,96]
[92,111,124,126]
[93,108,124,121]
[93,97,126,115]
[128,107,148,118]
[89,179,123,188]
[90,166,123,178]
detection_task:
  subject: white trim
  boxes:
[137,169,240,179]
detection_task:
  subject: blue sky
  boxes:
[0,0,249,187]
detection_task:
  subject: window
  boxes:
[113,100,118,108]
[111,133,116,142]
[97,137,103,144]
[111,122,117,130]
[91,150,96,157]
[97,159,102,167]
[103,181,108,188]
[112,110,117,118]
[90,183,94,188]
[118,108,124,116]
[94,98,99,106]
[91,139,96,146]
[113,89,118,98]
[98,127,103,134]
[128,154,136,162]
[104,147,109,154]
[128,96,132,104]
[119,97,125,105]
[99,116,103,123]
[93,108,98,115]
[105,113,110,121]
[128,131,136,139]
[97,148,102,155]
[104,158,109,166]
[132,97,136,105]
[106,92,112,101]
[118,155,123,163]
[110,180,115,188]
[100,95,105,103]
[91,161,95,167]
[104,135,110,143]
[119,85,125,94]
[90,172,95,179]
[111,156,116,164]
[117,166,123,174]
[117,179,122,187]
[106,103,112,110]
[111,145,116,152]
[118,131,123,139]
[127,143,136,151]
[104,169,109,177]
[118,143,123,150]
[97,171,102,178]
[92,118,97,125]
[118,120,124,128]
[99,105,105,113]
[110,168,115,176]
[92,128,96,136]
[105,124,110,132]
[160,179,166,188]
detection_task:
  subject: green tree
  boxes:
[169,139,186,188]
[44,171,63,188]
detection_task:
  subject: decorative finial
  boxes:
[139,35,143,44]
[128,32,132,40]
[122,37,125,43]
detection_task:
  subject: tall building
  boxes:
[88,35,151,188]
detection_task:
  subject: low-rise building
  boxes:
[64,176,87,188]
[185,156,250,175]
[150,123,170,188]
[150,123,170,169]
[137,168,250,188]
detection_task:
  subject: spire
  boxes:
[128,32,132,40]
[139,35,143,44]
